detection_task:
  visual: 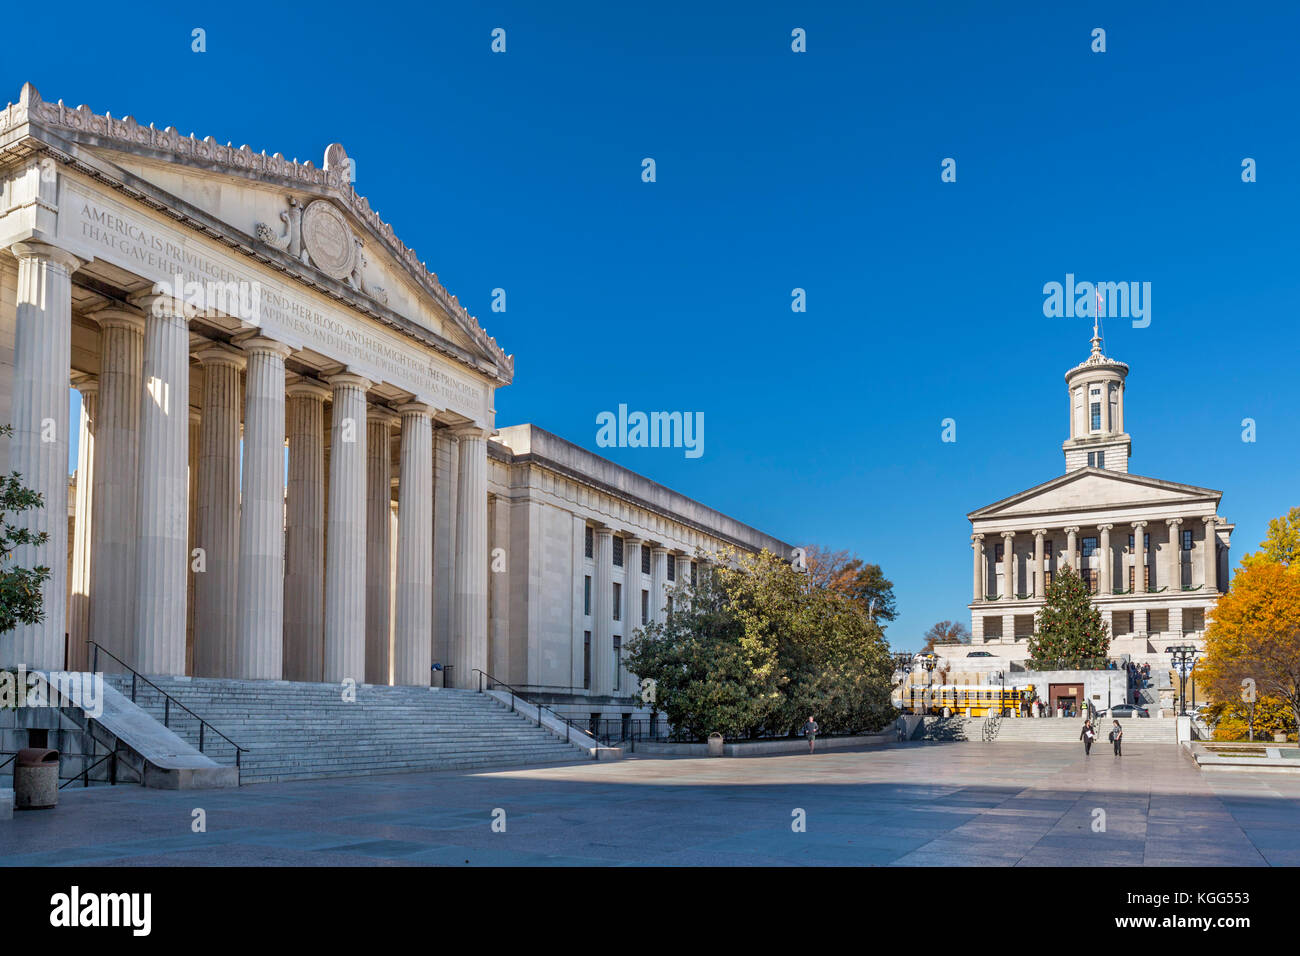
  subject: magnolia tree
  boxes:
[625,548,896,739]
[1025,566,1110,670]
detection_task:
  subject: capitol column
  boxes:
[193,344,245,678]
[324,373,372,684]
[68,375,98,672]
[3,242,80,669]
[675,555,693,609]
[971,534,984,602]
[284,381,330,682]
[393,403,434,686]
[1202,516,1219,593]
[452,427,489,688]
[128,292,191,675]
[591,528,615,696]
[1133,521,1148,592]
[1165,518,1183,591]
[1000,532,1015,597]
[1098,524,1113,595]
[1032,530,1047,599]
[365,407,399,685]
[1064,527,1080,573]
[87,308,144,669]
[234,336,293,680]
[650,546,670,623]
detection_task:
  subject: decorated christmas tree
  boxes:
[1026,566,1110,670]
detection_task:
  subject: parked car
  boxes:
[1101,704,1150,718]
[966,651,994,658]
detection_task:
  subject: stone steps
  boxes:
[101,675,589,783]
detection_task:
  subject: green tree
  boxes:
[0,423,51,636]
[1025,566,1110,670]
[1243,506,1300,569]
[626,549,896,738]
[802,545,897,623]
[921,620,971,654]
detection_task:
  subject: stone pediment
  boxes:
[969,468,1221,520]
[0,83,511,384]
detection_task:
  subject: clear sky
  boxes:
[14,1,1299,649]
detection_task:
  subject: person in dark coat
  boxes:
[1080,719,1096,756]
[1110,720,1123,757]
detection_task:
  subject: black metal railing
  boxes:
[88,640,246,781]
[472,669,593,748]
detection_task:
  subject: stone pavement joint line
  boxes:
[3,743,1297,866]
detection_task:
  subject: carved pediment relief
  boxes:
[256,196,387,304]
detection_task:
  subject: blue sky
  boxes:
[15,0,1299,649]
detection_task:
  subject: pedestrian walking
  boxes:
[802,715,819,754]
[1080,719,1095,756]
[1110,720,1123,757]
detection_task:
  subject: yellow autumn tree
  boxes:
[1199,559,1300,741]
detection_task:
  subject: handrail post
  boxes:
[199,722,205,753]
[131,671,137,702]
[164,696,170,727]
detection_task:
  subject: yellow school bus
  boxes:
[904,684,1036,717]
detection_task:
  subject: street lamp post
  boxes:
[921,653,939,714]
[1169,645,1200,717]
[892,651,915,714]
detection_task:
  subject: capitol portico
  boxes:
[0,83,790,713]
[967,324,1232,661]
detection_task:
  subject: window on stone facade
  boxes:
[1088,451,1105,468]
[1090,401,1101,431]
[641,545,651,574]
[584,526,593,559]
[612,583,621,621]
[584,575,591,615]
[612,536,624,567]
[994,543,1004,561]
[613,636,621,691]
[691,561,697,586]
[1182,530,1193,551]
[641,589,649,624]
[1082,536,1097,559]
[583,632,591,690]
[667,558,675,582]
[1084,569,1098,593]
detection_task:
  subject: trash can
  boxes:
[707,732,724,757]
[14,748,59,810]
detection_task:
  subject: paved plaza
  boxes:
[3,742,1299,866]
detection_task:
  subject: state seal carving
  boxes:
[300,200,357,280]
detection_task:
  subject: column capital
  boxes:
[396,401,435,419]
[1202,515,1219,527]
[623,534,645,546]
[325,371,373,392]
[128,290,192,320]
[1132,520,1148,529]
[1098,523,1114,532]
[233,333,294,360]
[1064,526,1080,534]
[594,526,616,539]
[286,379,332,402]
[1165,517,1183,527]
[650,544,671,555]
[194,342,248,370]
[971,532,985,542]
[8,239,83,273]
[1031,528,1047,538]
[366,405,402,428]
[451,424,491,440]
[1000,530,1016,540]
[69,371,98,394]
[88,306,147,334]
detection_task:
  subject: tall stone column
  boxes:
[393,403,433,687]
[129,293,191,675]
[1165,518,1183,591]
[1032,530,1046,599]
[365,407,399,684]
[284,381,329,682]
[1000,532,1015,598]
[432,428,460,674]
[1064,527,1079,573]
[674,555,692,609]
[87,308,144,669]
[1203,516,1219,592]
[1098,524,1113,595]
[623,536,644,693]
[452,427,488,688]
[971,534,984,602]
[68,376,98,672]
[186,408,200,676]
[651,546,669,624]
[1133,521,1148,592]
[193,345,245,678]
[592,527,614,696]
[234,337,292,680]
[324,373,371,684]
[3,243,79,669]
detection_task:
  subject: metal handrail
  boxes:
[471,668,578,746]
[87,640,246,775]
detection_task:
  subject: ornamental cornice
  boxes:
[2,83,512,380]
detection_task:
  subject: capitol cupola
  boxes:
[1062,319,1130,473]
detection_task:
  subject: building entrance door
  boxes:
[1048,683,1085,717]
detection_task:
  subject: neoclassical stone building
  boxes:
[0,84,790,712]
[967,325,1232,661]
